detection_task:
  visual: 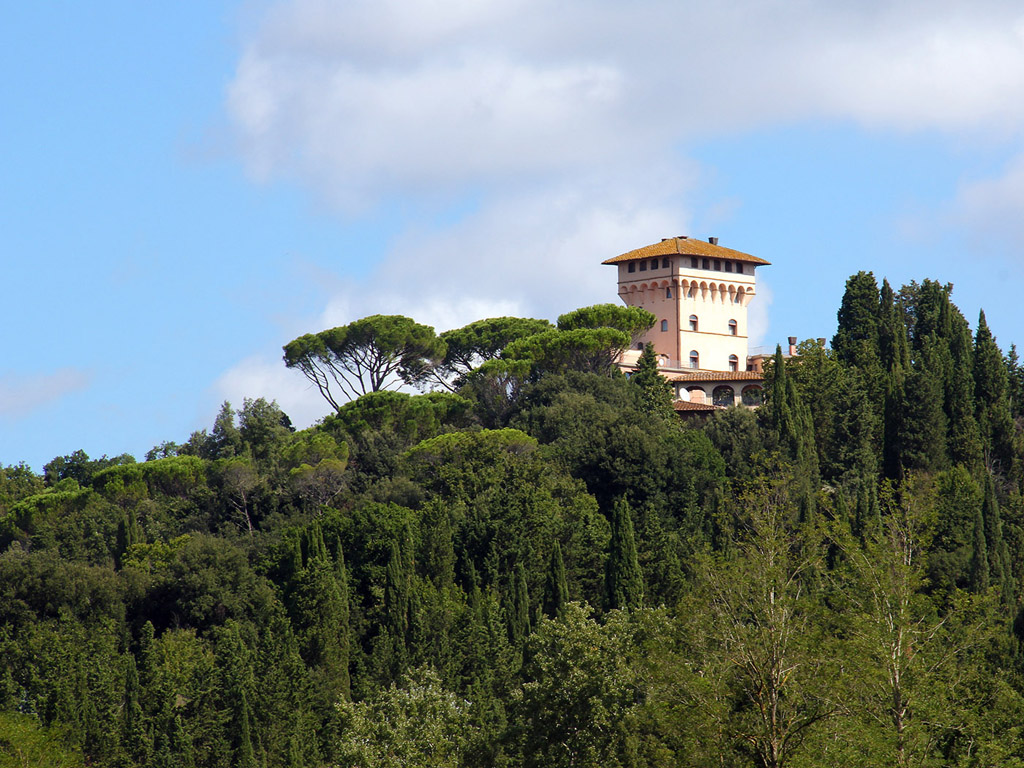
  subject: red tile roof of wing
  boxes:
[602,237,771,266]
[672,401,721,412]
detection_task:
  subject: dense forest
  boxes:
[1,272,1023,767]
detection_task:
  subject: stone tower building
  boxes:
[604,236,771,409]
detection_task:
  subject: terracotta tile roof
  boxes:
[667,371,765,382]
[672,400,721,412]
[602,237,770,266]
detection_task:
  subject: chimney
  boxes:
[708,236,719,245]
[817,337,826,349]
[788,336,797,356]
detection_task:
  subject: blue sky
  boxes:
[2,0,1023,470]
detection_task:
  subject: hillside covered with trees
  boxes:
[1,273,1023,767]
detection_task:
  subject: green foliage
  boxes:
[436,316,553,389]
[1,288,1022,768]
[502,327,631,376]
[283,315,445,409]
[605,498,644,611]
[334,666,473,768]
[556,303,656,345]
[630,342,674,416]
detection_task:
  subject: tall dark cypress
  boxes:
[833,271,881,373]
[508,562,531,645]
[947,307,983,469]
[878,280,910,479]
[974,311,1017,478]
[542,541,569,619]
[981,473,1014,605]
[605,498,644,610]
[762,346,819,484]
[969,501,990,594]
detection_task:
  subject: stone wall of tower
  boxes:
[616,256,757,371]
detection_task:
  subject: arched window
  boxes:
[687,386,706,404]
[741,385,763,406]
[689,350,699,369]
[689,314,698,331]
[661,319,668,332]
[636,342,644,350]
[712,385,735,407]
[728,319,738,336]
[728,354,739,372]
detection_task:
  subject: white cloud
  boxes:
[215,354,332,429]
[954,151,1024,251]
[0,368,91,420]
[222,0,1024,387]
[229,0,1024,207]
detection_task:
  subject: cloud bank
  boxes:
[222,0,1024,422]
[0,368,92,420]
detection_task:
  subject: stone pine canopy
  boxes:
[601,236,771,267]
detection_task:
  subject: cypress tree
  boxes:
[123,655,150,765]
[761,346,820,504]
[1008,344,1024,419]
[947,308,983,469]
[384,539,409,644]
[508,562,531,645]
[833,271,881,373]
[605,498,644,610]
[901,341,950,474]
[974,311,1017,477]
[969,501,990,594]
[631,342,674,415]
[542,541,569,619]
[236,688,258,768]
[981,473,1015,605]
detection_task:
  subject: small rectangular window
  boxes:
[651,259,659,270]
[725,261,733,272]
[691,257,698,268]
[662,258,670,268]
[714,260,721,270]
[702,258,710,269]
[639,261,647,271]
[736,263,743,274]
[666,287,672,298]
[628,262,635,273]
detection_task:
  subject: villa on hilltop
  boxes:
[605,236,781,412]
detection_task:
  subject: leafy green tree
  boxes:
[677,476,836,768]
[334,666,474,768]
[514,603,646,768]
[433,316,553,390]
[284,315,445,409]
[502,327,631,377]
[841,481,1008,768]
[556,302,656,344]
